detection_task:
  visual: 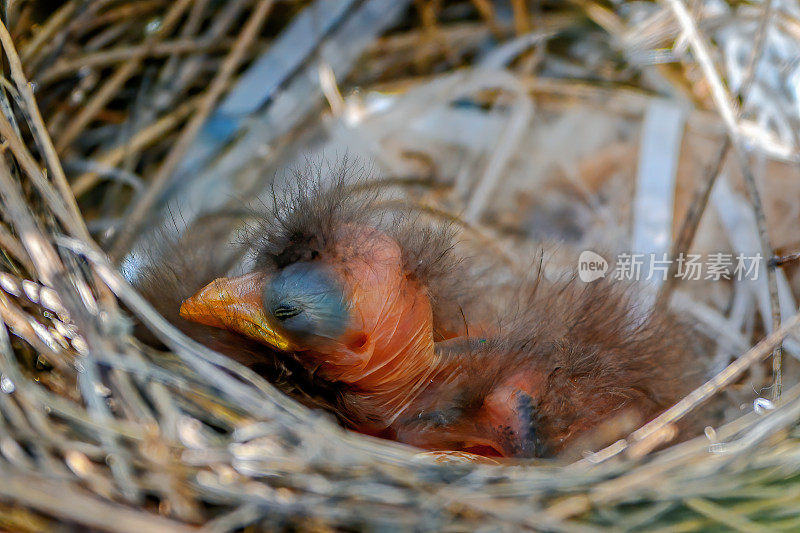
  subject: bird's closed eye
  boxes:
[262,262,350,340]
[273,304,302,320]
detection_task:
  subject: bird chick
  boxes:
[171,166,698,458]
[178,167,476,434]
[181,223,440,432]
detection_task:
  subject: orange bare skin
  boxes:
[181,226,442,433]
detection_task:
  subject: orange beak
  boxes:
[179,272,293,350]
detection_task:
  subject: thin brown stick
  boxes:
[0,112,76,233]
[151,0,250,113]
[569,0,627,37]
[734,0,782,401]
[0,20,89,241]
[470,0,502,35]
[0,19,121,306]
[654,138,730,311]
[0,153,64,286]
[662,0,783,399]
[55,0,193,153]
[83,19,133,53]
[24,1,114,72]
[78,0,167,34]
[71,96,199,197]
[655,3,774,314]
[510,0,531,35]
[36,39,228,85]
[738,0,774,101]
[110,0,275,260]
[771,252,800,267]
[745,160,783,399]
[150,0,211,104]
[19,0,76,64]
[0,222,34,273]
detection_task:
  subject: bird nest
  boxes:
[1,0,800,530]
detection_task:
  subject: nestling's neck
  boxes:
[314,279,440,431]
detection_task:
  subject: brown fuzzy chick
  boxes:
[141,162,698,458]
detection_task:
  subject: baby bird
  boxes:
[177,171,479,436]
[162,165,698,458]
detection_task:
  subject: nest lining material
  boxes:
[0,0,799,531]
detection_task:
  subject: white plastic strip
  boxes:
[632,99,686,295]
